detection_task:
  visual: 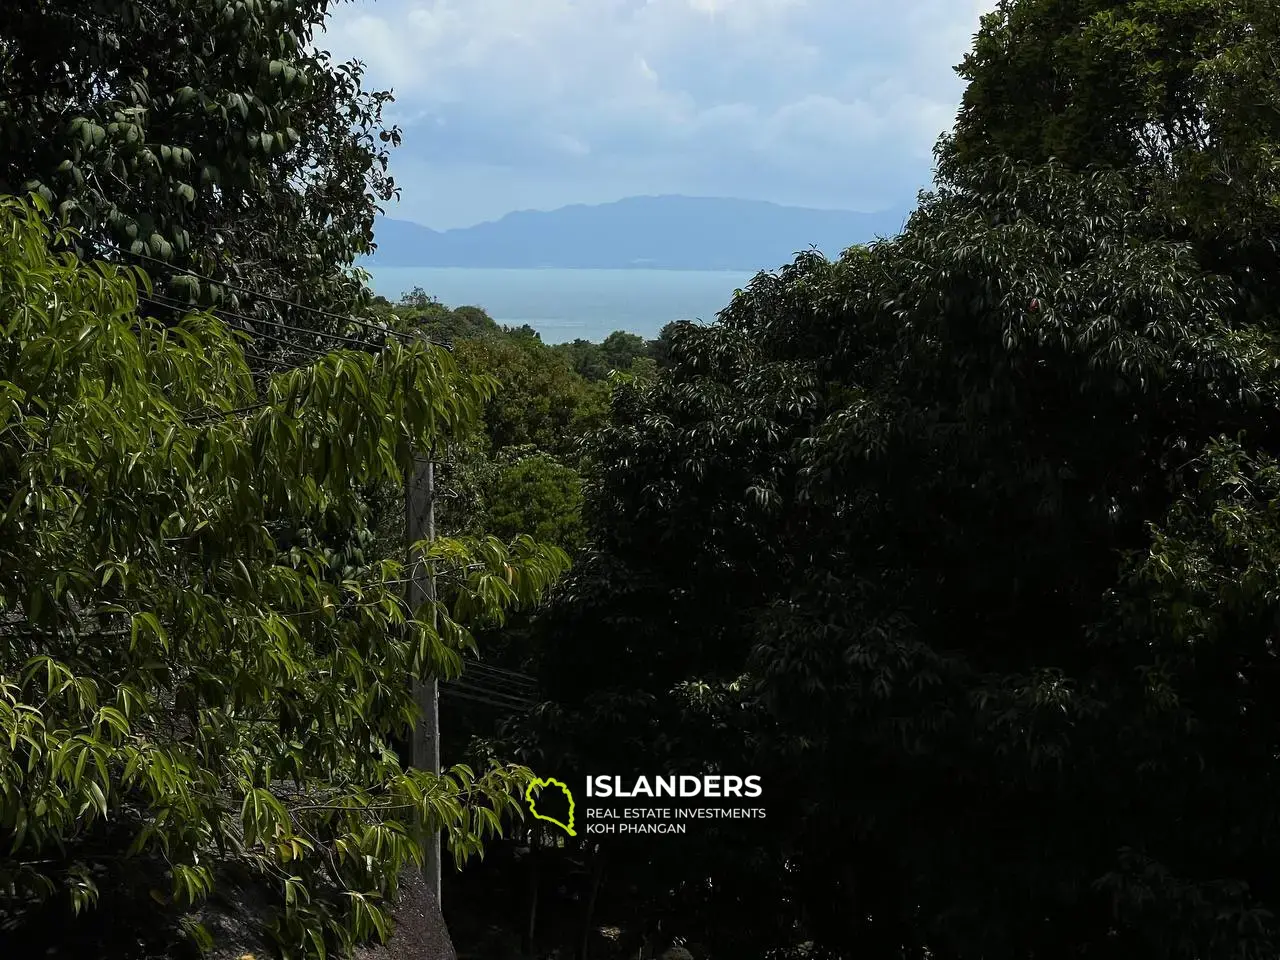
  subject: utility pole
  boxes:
[406,453,441,904]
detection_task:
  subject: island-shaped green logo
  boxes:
[526,776,576,836]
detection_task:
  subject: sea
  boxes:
[363,267,757,344]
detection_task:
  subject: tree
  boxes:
[0,195,570,958]
[519,145,1280,956]
[503,323,544,342]
[393,296,500,344]
[399,287,437,309]
[552,332,658,381]
[486,452,587,554]
[648,323,681,370]
[511,9,1280,955]
[598,331,649,372]
[0,0,400,323]
[942,0,1280,312]
[551,339,609,381]
[454,337,607,463]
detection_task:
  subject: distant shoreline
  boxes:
[361,262,772,274]
[368,195,905,275]
[361,265,751,344]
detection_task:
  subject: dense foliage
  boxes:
[10,0,1280,957]
[484,1,1280,958]
[0,0,400,325]
[0,196,569,958]
[486,453,587,554]
[369,292,660,556]
[944,0,1280,310]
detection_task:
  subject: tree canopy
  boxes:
[499,3,1280,956]
[0,195,569,958]
[9,0,1280,957]
[453,336,608,463]
[944,0,1280,310]
[0,0,400,323]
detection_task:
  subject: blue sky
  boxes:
[323,0,994,229]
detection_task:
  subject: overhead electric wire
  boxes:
[440,686,536,712]
[440,689,520,711]
[456,679,536,700]
[454,690,535,707]
[183,400,272,424]
[243,353,307,374]
[139,293,332,360]
[465,661,536,683]
[144,290,396,353]
[462,659,539,681]
[139,291,376,357]
[443,679,534,706]
[140,290,400,394]
[462,665,537,693]
[113,246,451,350]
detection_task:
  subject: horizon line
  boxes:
[381,194,910,232]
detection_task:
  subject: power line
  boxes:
[440,686,536,713]
[142,289,396,352]
[463,665,537,693]
[443,680,534,709]
[462,659,539,682]
[465,661,536,683]
[129,254,545,758]
[139,293,331,361]
[140,290,408,392]
[452,678,536,701]
[139,291,377,357]
[243,352,311,375]
[440,689,522,711]
[113,246,452,350]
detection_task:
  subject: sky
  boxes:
[322,0,995,230]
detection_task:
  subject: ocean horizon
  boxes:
[363,266,758,343]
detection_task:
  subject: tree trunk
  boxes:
[576,843,606,960]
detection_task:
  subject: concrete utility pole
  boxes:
[406,453,441,904]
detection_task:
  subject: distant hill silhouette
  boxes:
[367,195,909,271]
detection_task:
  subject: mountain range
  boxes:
[366,195,910,271]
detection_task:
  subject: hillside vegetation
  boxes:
[4,0,1280,959]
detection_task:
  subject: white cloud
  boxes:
[323,0,996,227]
